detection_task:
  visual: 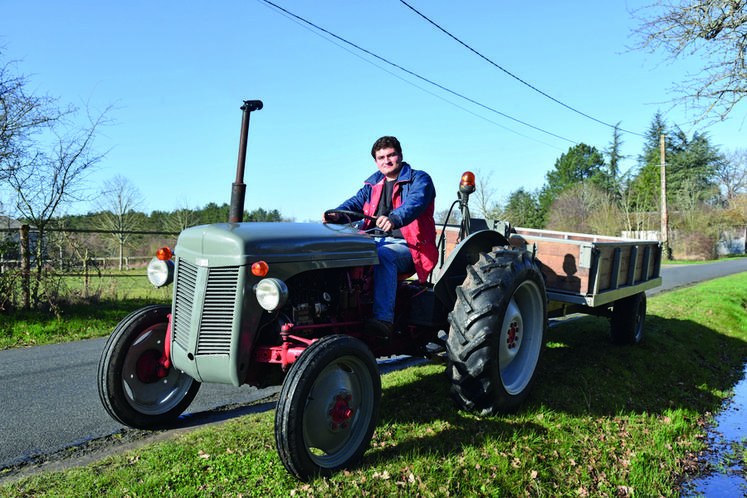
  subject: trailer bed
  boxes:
[508,227,662,308]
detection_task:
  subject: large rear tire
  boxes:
[97,304,200,429]
[275,335,381,481]
[446,247,547,415]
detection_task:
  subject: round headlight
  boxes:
[254,278,288,311]
[147,257,174,288]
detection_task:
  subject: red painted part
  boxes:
[159,314,172,372]
[507,320,520,350]
[252,334,319,370]
[253,344,307,369]
[281,321,363,333]
[330,396,354,424]
[137,349,163,383]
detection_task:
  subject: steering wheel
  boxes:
[323,209,390,237]
[324,209,376,224]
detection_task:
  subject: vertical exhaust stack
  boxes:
[229,100,263,223]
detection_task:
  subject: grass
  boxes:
[1,273,747,496]
[0,272,171,349]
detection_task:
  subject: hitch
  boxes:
[229,100,264,223]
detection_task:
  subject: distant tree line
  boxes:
[454,112,746,260]
[56,202,285,232]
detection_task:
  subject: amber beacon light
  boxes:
[460,171,476,195]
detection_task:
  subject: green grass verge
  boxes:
[1,274,747,496]
[0,272,170,350]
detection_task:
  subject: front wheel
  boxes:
[446,247,547,416]
[97,304,200,428]
[275,335,381,481]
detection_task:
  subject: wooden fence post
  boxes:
[84,247,89,299]
[20,224,30,309]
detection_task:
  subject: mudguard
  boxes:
[432,229,509,310]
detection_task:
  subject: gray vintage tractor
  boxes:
[97,100,548,480]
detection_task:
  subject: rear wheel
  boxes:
[275,335,381,480]
[610,292,647,345]
[446,247,547,415]
[97,305,200,428]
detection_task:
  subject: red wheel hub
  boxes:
[136,349,167,383]
[329,394,354,429]
[507,320,520,350]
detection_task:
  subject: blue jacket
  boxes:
[337,162,438,281]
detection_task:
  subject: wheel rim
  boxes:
[121,324,195,416]
[498,279,544,395]
[301,355,375,468]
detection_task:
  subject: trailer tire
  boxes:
[445,247,547,416]
[610,292,647,345]
[97,304,200,429]
[275,335,381,481]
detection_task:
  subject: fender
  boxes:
[432,229,509,310]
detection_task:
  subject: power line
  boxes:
[258,0,577,144]
[261,0,565,150]
[399,0,646,138]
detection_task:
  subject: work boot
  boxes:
[364,319,393,339]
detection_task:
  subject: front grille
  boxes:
[172,259,198,351]
[197,267,239,355]
[172,260,240,356]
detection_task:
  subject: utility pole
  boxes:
[660,134,670,258]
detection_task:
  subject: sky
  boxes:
[2,0,745,222]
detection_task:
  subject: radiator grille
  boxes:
[196,267,239,355]
[172,259,198,351]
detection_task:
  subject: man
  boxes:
[324,136,437,338]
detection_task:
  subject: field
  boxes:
[1,273,746,496]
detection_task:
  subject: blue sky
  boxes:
[2,1,745,222]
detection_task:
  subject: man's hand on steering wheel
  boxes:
[375,216,394,233]
[323,209,375,225]
[323,209,392,237]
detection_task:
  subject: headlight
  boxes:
[147,257,174,287]
[254,278,288,311]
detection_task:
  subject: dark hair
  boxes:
[371,136,402,159]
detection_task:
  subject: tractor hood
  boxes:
[174,222,379,270]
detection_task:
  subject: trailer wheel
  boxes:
[275,335,381,481]
[445,247,547,416]
[610,292,647,345]
[97,304,200,429]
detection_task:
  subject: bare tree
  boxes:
[6,106,110,304]
[546,182,622,236]
[631,0,747,124]
[472,169,502,219]
[716,148,747,203]
[167,201,200,233]
[0,52,70,181]
[96,175,145,270]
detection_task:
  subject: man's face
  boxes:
[374,147,403,180]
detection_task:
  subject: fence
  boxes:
[0,225,178,308]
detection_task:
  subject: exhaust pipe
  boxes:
[229,100,263,223]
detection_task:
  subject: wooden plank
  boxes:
[439,225,662,303]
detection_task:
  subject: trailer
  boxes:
[436,222,662,345]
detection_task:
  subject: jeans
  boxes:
[373,237,414,323]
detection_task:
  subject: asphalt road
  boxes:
[0,339,278,469]
[652,257,747,295]
[1,258,745,470]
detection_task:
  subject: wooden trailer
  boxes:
[435,222,662,344]
[508,227,662,318]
